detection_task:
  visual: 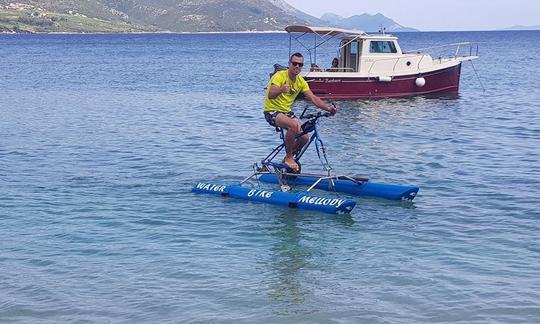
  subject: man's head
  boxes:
[288,52,304,76]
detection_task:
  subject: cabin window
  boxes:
[350,42,358,54]
[340,40,361,72]
[369,41,397,53]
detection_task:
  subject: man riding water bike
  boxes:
[264,52,337,172]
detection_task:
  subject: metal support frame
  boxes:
[242,106,366,193]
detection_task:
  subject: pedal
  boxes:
[257,165,269,172]
[272,162,298,173]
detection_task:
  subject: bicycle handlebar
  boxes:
[299,103,336,120]
[299,111,333,134]
[301,111,332,120]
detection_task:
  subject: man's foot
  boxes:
[282,157,299,172]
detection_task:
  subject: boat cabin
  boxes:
[335,35,404,74]
[284,25,436,77]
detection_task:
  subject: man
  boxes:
[264,52,337,172]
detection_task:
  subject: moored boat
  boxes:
[280,25,479,99]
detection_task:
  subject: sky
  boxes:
[285,0,540,31]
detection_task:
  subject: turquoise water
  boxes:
[1,31,539,322]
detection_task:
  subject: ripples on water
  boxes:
[1,31,539,323]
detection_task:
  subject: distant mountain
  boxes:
[94,0,308,32]
[320,12,418,32]
[0,0,311,32]
[0,0,418,33]
[268,0,325,26]
[503,25,540,31]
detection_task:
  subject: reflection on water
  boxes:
[268,214,310,313]
[267,212,354,316]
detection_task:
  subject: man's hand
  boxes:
[327,103,337,115]
[268,84,290,99]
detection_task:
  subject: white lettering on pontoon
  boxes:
[298,195,346,208]
[247,189,273,199]
[196,183,225,192]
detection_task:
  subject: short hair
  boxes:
[289,52,303,62]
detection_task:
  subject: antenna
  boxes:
[378,25,386,34]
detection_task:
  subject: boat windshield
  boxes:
[369,41,398,54]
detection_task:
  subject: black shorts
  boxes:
[264,111,295,127]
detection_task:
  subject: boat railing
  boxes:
[324,67,355,72]
[407,42,479,60]
[365,42,479,76]
[306,66,355,73]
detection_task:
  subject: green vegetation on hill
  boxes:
[0,0,307,33]
[0,9,156,33]
[0,0,418,33]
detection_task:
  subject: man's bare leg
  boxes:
[293,134,309,156]
[274,113,304,171]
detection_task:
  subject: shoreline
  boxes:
[0,30,287,35]
[1,29,539,35]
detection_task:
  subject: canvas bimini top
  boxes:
[284,25,368,37]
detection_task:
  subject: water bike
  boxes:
[193,106,419,214]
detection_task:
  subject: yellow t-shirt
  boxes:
[264,70,310,113]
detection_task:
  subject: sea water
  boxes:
[0,31,539,323]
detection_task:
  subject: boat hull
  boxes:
[258,174,418,201]
[192,182,356,214]
[304,63,462,100]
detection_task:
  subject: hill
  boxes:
[268,0,325,26]
[320,12,418,32]
[0,0,311,32]
[0,1,419,33]
[0,3,156,33]
[503,25,540,31]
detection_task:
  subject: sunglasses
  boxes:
[289,61,304,67]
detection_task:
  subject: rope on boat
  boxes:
[470,60,486,92]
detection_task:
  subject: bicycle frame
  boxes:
[260,106,332,174]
